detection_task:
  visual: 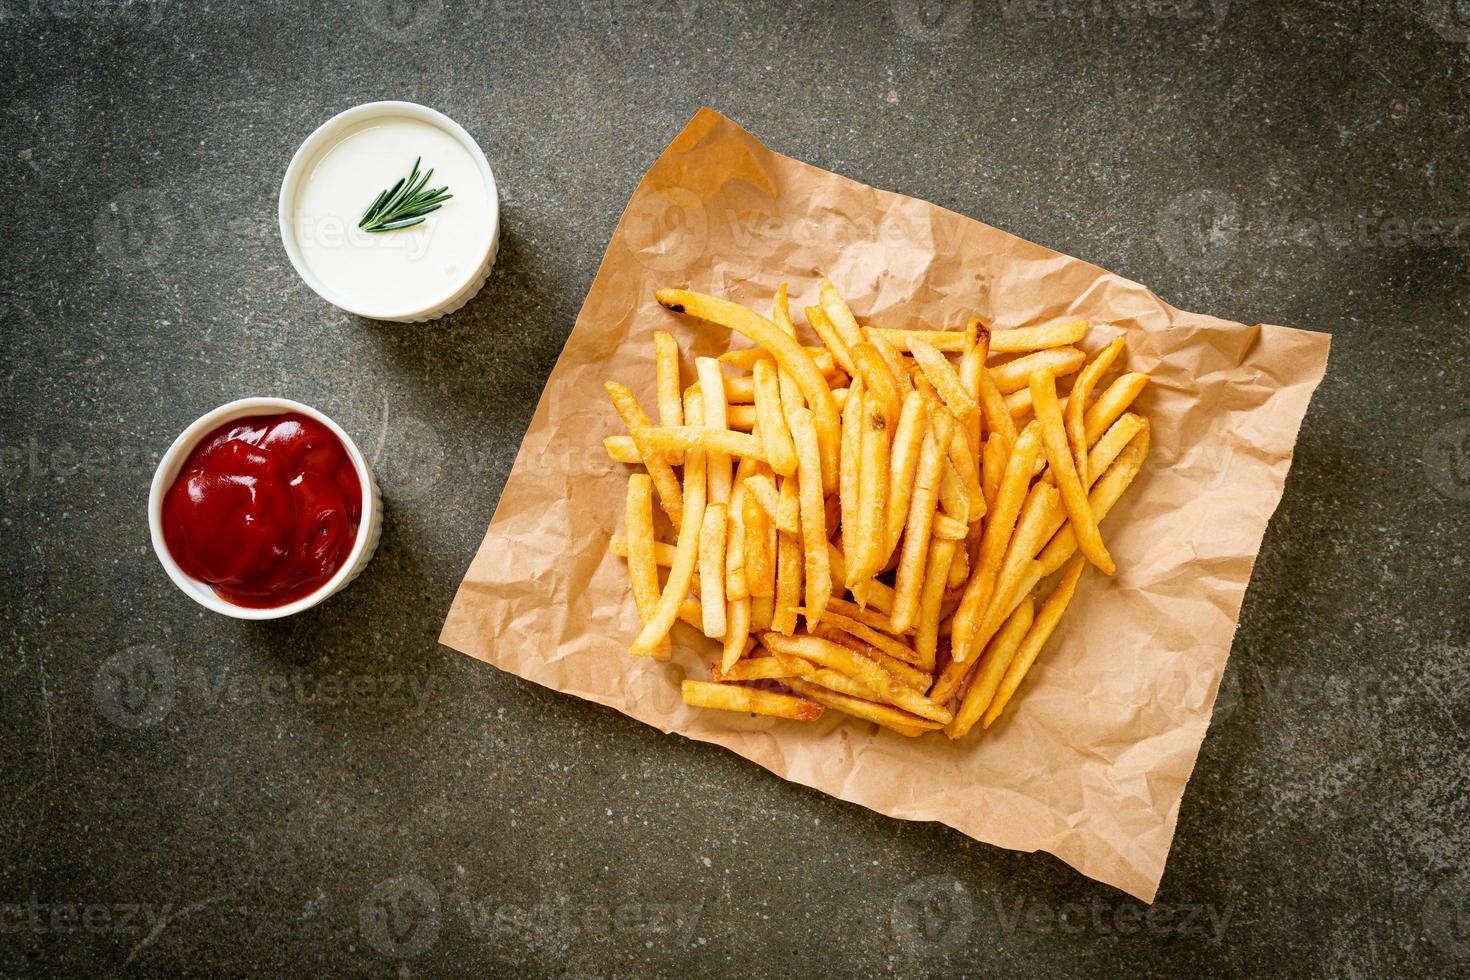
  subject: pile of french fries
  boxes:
[603,279,1150,738]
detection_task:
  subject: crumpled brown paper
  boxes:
[439,108,1331,901]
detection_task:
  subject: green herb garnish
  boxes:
[358,157,453,233]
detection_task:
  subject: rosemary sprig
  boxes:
[358,157,453,233]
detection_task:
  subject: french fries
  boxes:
[608,280,1153,738]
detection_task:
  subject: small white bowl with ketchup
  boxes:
[149,398,383,619]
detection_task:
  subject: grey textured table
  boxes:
[4,1,1468,976]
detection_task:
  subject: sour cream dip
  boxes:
[279,102,499,322]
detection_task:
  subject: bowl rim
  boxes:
[148,397,378,620]
[277,100,500,321]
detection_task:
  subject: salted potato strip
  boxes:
[983,558,1087,728]
[603,435,642,465]
[818,278,867,350]
[680,680,823,722]
[786,680,940,737]
[950,424,1042,662]
[931,512,969,540]
[625,474,671,661]
[743,472,798,534]
[839,377,866,577]
[1065,337,1125,486]
[696,357,734,507]
[604,382,683,530]
[891,412,954,633]
[946,542,970,591]
[719,346,836,373]
[854,389,892,581]
[867,332,912,397]
[653,331,684,463]
[787,407,832,626]
[807,627,929,688]
[773,509,802,636]
[743,489,774,598]
[1038,425,1149,576]
[631,426,767,463]
[809,609,922,667]
[698,503,729,637]
[908,337,978,420]
[763,633,952,724]
[946,596,1035,738]
[824,544,895,616]
[947,425,985,518]
[712,654,807,682]
[805,303,857,377]
[991,319,1088,353]
[753,358,798,476]
[989,346,1086,394]
[1084,372,1151,445]
[866,328,968,352]
[850,342,901,423]
[882,390,928,562]
[725,457,756,601]
[658,289,839,492]
[630,448,706,657]
[967,482,1063,657]
[823,596,902,638]
[981,434,1006,509]
[1030,370,1114,575]
[609,535,677,566]
[916,536,958,672]
[722,594,751,671]
[977,362,1019,451]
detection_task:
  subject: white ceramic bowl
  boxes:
[148,398,383,620]
[278,101,500,322]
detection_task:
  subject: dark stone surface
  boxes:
[2,0,1467,975]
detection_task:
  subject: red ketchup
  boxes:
[162,413,362,608]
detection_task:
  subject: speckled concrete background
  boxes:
[2,1,1467,975]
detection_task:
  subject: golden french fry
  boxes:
[866,327,968,352]
[819,595,897,635]
[1065,337,1125,486]
[983,558,1086,728]
[743,488,773,598]
[805,303,857,376]
[938,458,970,524]
[722,594,751,671]
[751,594,774,633]
[698,503,728,637]
[947,424,985,519]
[945,596,1035,737]
[990,319,1088,353]
[854,389,891,580]
[604,381,683,530]
[762,633,952,724]
[658,289,839,492]
[977,362,1018,450]
[989,346,1086,394]
[808,608,921,667]
[696,356,733,506]
[753,358,798,476]
[839,377,866,581]
[680,680,824,722]
[981,433,1006,510]
[850,342,900,423]
[1085,413,1146,486]
[1038,424,1149,576]
[807,627,929,688]
[787,407,831,626]
[630,425,767,463]
[891,412,954,632]
[712,653,806,682]
[1031,370,1113,574]
[743,472,798,534]
[818,278,867,351]
[624,474,671,661]
[725,403,756,431]
[719,346,836,374]
[946,543,969,591]
[931,512,969,540]
[883,390,928,562]
[630,448,706,657]
[958,344,985,460]
[1084,372,1151,445]
[907,337,978,420]
[951,424,1042,662]
[653,331,684,463]
[603,435,641,465]
[773,526,802,636]
[867,332,912,397]
[967,482,1063,655]
[916,536,958,672]
[785,679,940,736]
[725,457,756,601]
[609,535,677,566]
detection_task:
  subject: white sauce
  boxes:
[293,116,491,316]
